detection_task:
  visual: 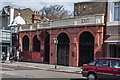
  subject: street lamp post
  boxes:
[53,38,58,69]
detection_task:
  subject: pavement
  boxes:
[1,61,82,74]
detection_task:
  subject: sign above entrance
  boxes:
[51,14,105,28]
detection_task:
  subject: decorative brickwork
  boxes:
[18,2,107,67]
[19,25,105,67]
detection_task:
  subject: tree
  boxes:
[40,5,73,20]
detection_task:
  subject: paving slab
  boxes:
[1,61,82,74]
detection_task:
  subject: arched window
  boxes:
[57,33,70,66]
[33,35,40,52]
[22,35,29,51]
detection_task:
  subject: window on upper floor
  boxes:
[114,2,120,21]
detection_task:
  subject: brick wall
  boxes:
[19,25,105,67]
[14,8,33,24]
[74,2,107,16]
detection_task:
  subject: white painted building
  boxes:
[105,0,120,58]
[0,5,13,59]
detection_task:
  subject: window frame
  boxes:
[114,2,120,21]
[87,59,98,66]
[110,59,120,68]
[95,59,110,67]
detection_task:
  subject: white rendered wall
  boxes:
[107,1,120,26]
[10,8,14,26]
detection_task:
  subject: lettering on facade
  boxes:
[22,26,30,29]
[39,23,50,28]
[32,25,37,29]
[81,19,89,23]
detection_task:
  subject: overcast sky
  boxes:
[1,0,109,13]
[1,0,91,13]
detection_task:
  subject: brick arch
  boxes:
[39,30,50,34]
[22,35,30,51]
[21,33,31,52]
[77,28,95,42]
[31,32,37,39]
[55,30,72,43]
[77,28,96,66]
[55,29,72,66]
[32,35,41,43]
[31,32,42,42]
[38,31,50,36]
[38,31,50,42]
[21,33,30,41]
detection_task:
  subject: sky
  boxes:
[0,0,91,13]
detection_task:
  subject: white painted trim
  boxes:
[107,21,120,26]
[107,1,120,26]
[108,0,120,2]
[104,41,120,43]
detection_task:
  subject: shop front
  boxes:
[106,1,120,58]
[105,36,120,58]
[0,30,12,61]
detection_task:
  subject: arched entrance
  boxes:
[79,31,94,66]
[39,31,50,63]
[57,33,70,66]
[44,34,50,63]
[22,35,29,51]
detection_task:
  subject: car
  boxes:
[82,57,120,80]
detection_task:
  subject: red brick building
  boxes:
[12,8,41,52]
[18,2,107,67]
[19,15,105,67]
[32,11,41,23]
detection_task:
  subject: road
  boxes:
[1,64,87,80]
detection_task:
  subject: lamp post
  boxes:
[53,38,58,69]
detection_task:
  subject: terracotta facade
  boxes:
[18,2,107,67]
[19,25,105,67]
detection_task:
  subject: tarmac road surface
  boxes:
[1,64,87,80]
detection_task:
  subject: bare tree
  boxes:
[40,5,73,20]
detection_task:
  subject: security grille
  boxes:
[57,33,69,66]
[79,31,94,66]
